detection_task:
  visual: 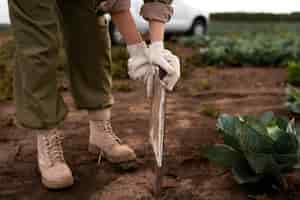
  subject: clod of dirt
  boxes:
[286,173,300,192]
[0,116,14,127]
[248,195,272,200]
[195,174,247,200]
[90,171,154,200]
[116,160,140,171]
[162,176,178,189]
[0,144,20,166]
[0,103,15,127]
[162,179,197,200]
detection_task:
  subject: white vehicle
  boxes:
[109,0,210,44]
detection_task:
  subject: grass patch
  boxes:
[184,78,213,96]
[287,62,300,86]
[113,82,132,93]
[201,104,220,118]
[195,79,212,91]
[111,46,129,79]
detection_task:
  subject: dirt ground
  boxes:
[0,34,11,47]
[1,66,300,200]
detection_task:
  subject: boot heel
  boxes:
[88,144,100,154]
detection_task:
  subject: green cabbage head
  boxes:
[205,112,300,186]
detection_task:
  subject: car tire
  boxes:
[191,19,207,36]
[109,23,124,45]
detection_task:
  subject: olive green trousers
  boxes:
[8,0,114,129]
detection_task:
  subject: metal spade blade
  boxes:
[149,69,166,198]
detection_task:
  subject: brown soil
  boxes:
[1,66,299,200]
[0,34,11,47]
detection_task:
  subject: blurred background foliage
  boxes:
[0,12,300,100]
[0,40,14,100]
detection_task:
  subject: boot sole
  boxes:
[88,143,138,170]
[41,176,74,190]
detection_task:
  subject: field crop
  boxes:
[180,32,300,67]
[205,112,300,188]
[288,62,300,86]
[208,21,300,35]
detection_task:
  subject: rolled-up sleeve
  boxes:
[95,0,173,23]
[140,0,174,23]
[96,0,131,13]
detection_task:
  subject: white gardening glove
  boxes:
[148,41,181,91]
[127,42,155,97]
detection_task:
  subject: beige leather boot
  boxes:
[37,129,74,189]
[89,108,136,164]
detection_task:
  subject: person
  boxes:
[7,0,180,189]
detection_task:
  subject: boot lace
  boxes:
[102,120,122,144]
[44,131,65,164]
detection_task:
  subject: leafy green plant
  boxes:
[205,112,300,188]
[287,62,300,86]
[180,32,300,67]
[286,85,300,114]
[204,33,300,66]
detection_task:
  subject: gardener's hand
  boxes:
[127,42,155,97]
[127,42,153,80]
[148,41,180,91]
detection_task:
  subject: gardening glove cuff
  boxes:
[149,41,164,51]
[127,42,147,57]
